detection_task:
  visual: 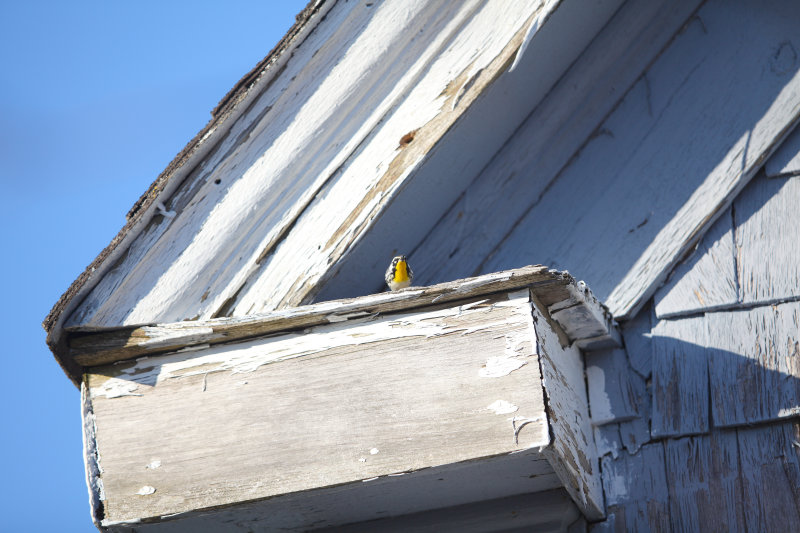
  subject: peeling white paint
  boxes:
[487,400,519,414]
[779,406,800,417]
[479,356,527,378]
[585,364,613,423]
[604,466,629,501]
[146,460,161,470]
[136,486,156,496]
[90,292,535,396]
[91,378,143,400]
[369,448,379,455]
[510,415,545,445]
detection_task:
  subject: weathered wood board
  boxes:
[388,0,702,301]
[534,300,604,520]
[651,315,709,438]
[449,0,800,320]
[617,389,650,456]
[103,489,582,533]
[597,443,671,532]
[737,420,800,532]
[765,124,800,177]
[734,174,800,305]
[83,288,603,529]
[619,302,653,379]
[654,208,738,319]
[664,431,745,532]
[706,301,800,427]
[64,265,617,374]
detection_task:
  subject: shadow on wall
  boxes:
[634,302,800,437]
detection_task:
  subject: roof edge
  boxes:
[43,0,331,384]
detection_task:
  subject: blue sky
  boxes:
[0,2,306,530]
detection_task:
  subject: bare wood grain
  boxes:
[598,443,671,532]
[734,174,800,304]
[654,208,738,319]
[737,420,800,532]
[619,302,653,379]
[651,315,709,437]
[706,301,800,427]
[664,431,745,532]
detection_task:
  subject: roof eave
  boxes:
[42,0,331,385]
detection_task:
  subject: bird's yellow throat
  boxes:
[393,260,410,282]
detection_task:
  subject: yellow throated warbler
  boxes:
[385,255,413,291]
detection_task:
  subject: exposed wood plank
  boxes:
[619,302,653,379]
[550,283,620,351]
[478,0,800,319]
[651,315,709,437]
[737,420,800,532]
[104,489,581,533]
[617,379,651,456]
[599,443,671,532]
[585,348,642,425]
[535,302,604,520]
[66,266,616,370]
[664,431,745,532]
[765,123,800,177]
[706,301,800,427]
[734,174,800,304]
[86,291,561,527]
[654,208,738,319]
[399,0,703,300]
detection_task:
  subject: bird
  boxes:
[385,255,413,291]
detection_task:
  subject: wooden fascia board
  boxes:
[82,283,603,529]
[43,0,333,385]
[65,265,617,374]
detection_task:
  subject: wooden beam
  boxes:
[82,288,603,529]
[67,265,617,370]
